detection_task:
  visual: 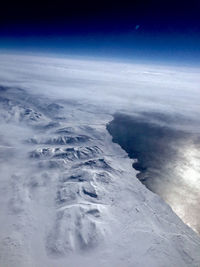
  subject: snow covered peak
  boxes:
[0,84,199,267]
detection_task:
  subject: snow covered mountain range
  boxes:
[0,54,200,267]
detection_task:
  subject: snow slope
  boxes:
[0,54,200,267]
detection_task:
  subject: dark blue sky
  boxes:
[0,0,199,63]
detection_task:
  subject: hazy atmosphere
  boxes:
[0,1,200,266]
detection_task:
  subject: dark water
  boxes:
[107,112,200,234]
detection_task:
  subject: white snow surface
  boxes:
[0,53,200,267]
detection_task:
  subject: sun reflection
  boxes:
[181,145,200,186]
[164,142,200,233]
